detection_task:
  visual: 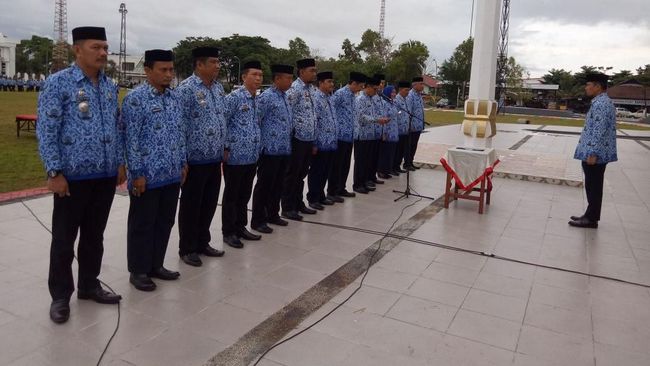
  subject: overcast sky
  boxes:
[1,0,648,77]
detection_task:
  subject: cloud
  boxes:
[1,0,648,77]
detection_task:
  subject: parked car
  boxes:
[616,107,633,118]
[631,109,648,119]
[436,98,449,108]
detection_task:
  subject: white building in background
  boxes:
[107,53,146,86]
[0,33,17,77]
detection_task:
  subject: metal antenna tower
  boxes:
[118,3,128,85]
[51,0,68,72]
[495,0,511,111]
[379,0,386,37]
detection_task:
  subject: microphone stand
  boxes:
[379,93,435,202]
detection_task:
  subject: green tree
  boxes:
[438,37,473,104]
[288,37,310,59]
[385,40,429,82]
[611,70,633,85]
[339,38,361,64]
[15,35,54,77]
[635,64,650,86]
[357,29,392,66]
[542,68,578,98]
[172,36,221,80]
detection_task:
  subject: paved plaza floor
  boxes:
[1,124,649,365]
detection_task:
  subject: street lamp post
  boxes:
[232,56,241,85]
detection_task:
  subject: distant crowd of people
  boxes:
[0,76,44,92]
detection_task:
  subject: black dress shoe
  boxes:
[78,287,122,304]
[404,166,416,172]
[224,234,244,248]
[377,173,391,179]
[309,202,325,210]
[353,186,369,194]
[130,273,157,292]
[238,228,262,241]
[339,190,356,198]
[299,205,317,215]
[50,299,70,324]
[366,181,376,188]
[568,217,598,229]
[181,253,203,267]
[320,198,335,205]
[397,168,408,173]
[282,211,303,221]
[413,165,421,170]
[268,216,289,226]
[201,245,225,257]
[253,224,274,234]
[372,178,385,184]
[327,195,344,203]
[365,185,376,191]
[570,215,584,221]
[390,170,400,176]
[149,267,180,281]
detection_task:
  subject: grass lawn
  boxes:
[0,92,648,193]
[425,109,650,131]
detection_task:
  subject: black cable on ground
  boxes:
[251,195,424,366]
[20,200,120,366]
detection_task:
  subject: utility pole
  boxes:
[51,0,68,73]
[119,3,128,85]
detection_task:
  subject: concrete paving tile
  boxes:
[517,325,594,366]
[119,325,227,366]
[406,277,470,307]
[473,271,533,299]
[420,261,480,287]
[462,288,528,322]
[448,309,521,350]
[178,301,267,345]
[331,285,401,316]
[386,294,458,332]
[524,302,592,339]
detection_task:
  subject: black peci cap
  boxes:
[191,46,220,58]
[72,26,106,42]
[144,49,174,63]
[317,71,333,81]
[242,60,262,70]
[271,64,294,74]
[296,58,316,69]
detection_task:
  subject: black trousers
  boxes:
[222,164,257,236]
[252,154,289,227]
[405,131,421,167]
[328,141,353,196]
[282,138,313,212]
[48,177,116,301]
[582,162,607,221]
[368,139,380,181]
[353,140,371,189]
[378,141,398,174]
[127,183,180,274]
[308,150,335,203]
[394,134,409,171]
[178,163,221,256]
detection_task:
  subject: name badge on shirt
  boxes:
[241,104,250,112]
[151,106,162,113]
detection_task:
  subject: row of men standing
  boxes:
[0,77,43,91]
[36,26,425,324]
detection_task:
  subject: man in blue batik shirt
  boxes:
[37,26,124,324]
[176,46,226,268]
[392,81,411,174]
[569,72,617,229]
[122,49,187,292]
[369,73,388,187]
[221,60,263,249]
[307,71,338,210]
[405,76,425,171]
[328,71,366,200]
[251,64,294,234]
[378,85,400,179]
[353,77,389,194]
[281,58,319,221]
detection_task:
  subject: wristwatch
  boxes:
[47,170,60,178]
